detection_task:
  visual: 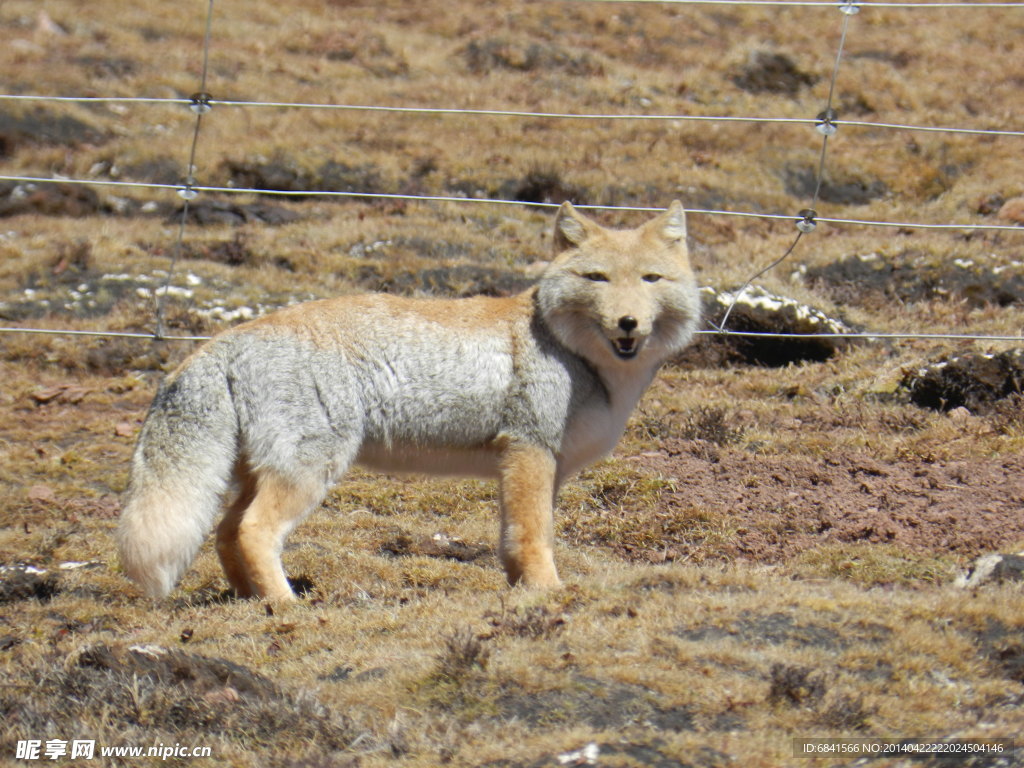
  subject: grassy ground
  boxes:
[2,0,1024,766]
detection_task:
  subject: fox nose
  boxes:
[618,316,638,334]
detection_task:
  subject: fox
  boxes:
[117,201,701,601]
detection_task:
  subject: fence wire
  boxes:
[2,93,1022,139]
[3,175,1021,232]
[0,0,1022,347]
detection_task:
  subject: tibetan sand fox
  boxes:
[118,201,702,601]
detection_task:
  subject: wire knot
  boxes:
[815,108,839,136]
[189,92,213,115]
[178,175,199,201]
[796,208,818,233]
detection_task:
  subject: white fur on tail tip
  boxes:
[117,485,216,598]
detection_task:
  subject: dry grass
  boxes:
[2,0,1024,765]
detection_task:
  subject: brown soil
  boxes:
[640,442,1024,564]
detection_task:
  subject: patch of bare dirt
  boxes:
[731,51,818,95]
[804,251,1024,309]
[0,107,104,154]
[0,566,60,604]
[682,286,855,367]
[782,165,888,206]
[379,531,491,562]
[0,181,108,218]
[173,200,301,227]
[637,445,1024,564]
[460,37,605,76]
[904,350,1024,412]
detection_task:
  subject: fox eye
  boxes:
[582,271,610,282]
[642,273,663,283]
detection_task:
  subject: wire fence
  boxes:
[1,0,1022,346]
[3,94,1023,138]
[4,174,1023,231]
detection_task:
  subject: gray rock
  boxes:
[954,552,1024,588]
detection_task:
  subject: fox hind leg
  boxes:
[223,469,328,602]
[215,462,259,598]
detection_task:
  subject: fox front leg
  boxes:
[497,440,561,588]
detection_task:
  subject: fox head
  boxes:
[537,201,701,369]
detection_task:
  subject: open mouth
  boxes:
[611,337,639,359]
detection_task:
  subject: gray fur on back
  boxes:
[174,294,606,485]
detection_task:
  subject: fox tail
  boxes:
[117,357,237,597]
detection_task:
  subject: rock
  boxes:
[30,384,91,405]
[557,742,600,766]
[680,285,855,367]
[997,196,1024,225]
[35,11,68,37]
[903,349,1024,411]
[954,552,1024,588]
[27,484,57,505]
[947,406,972,422]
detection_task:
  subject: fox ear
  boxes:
[553,201,594,253]
[646,200,687,245]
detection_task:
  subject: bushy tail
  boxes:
[118,359,237,597]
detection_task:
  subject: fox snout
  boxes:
[608,314,646,360]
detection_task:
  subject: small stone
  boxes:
[954,552,1024,588]
[948,406,972,422]
[202,686,241,706]
[557,742,600,766]
[27,485,57,505]
[997,197,1024,225]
